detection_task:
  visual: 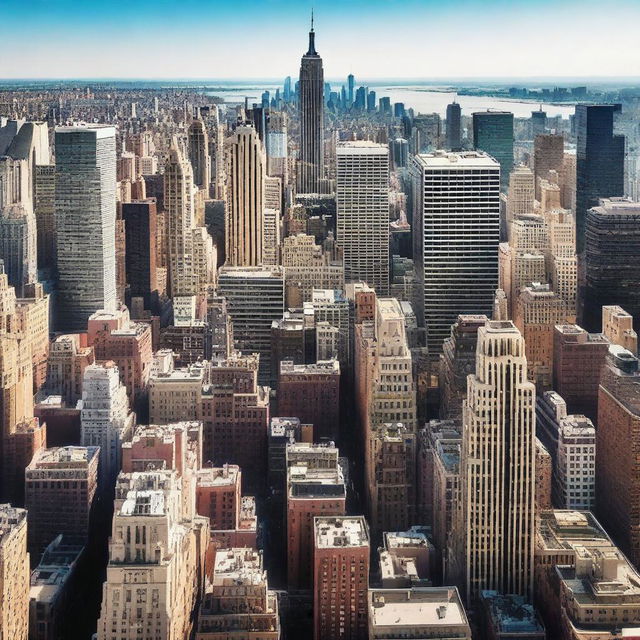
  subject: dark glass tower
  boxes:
[297,14,324,194]
[472,111,514,190]
[575,104,625,254]
[445,101,461,151]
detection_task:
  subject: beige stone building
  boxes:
[0,504,29,640]
[225,124,265,267]
[602,305,637,355]
[536,510,640,639]
[506,165,535,237]
[515,283,570,390]
[196,548,280,639]
[455,320,536,604]
[148,359,205,424]
[96,470,209,640]
[355,296,417,539]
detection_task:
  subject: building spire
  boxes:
[307,9,317,55]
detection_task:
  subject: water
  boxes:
[205,82,576,119]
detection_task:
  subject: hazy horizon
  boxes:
[2,0,639,80]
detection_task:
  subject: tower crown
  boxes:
[306,10,317,55]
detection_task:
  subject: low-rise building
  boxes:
[368,587,471,639]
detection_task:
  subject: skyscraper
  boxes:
[533,134,564,200]
[55,125,117,331]
[412,151,500,356]
[165,139,196,298]
[188,118,211,191]
[584,198,640,332]
[445,101,462,151]
[457,320,535,603]
[472,111,514,190]
[298,15,324,194]
[347,73,355,106]
[225,124,265,267]
[575,104,625,254]
[336,141,390,294]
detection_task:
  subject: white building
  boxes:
[336,141,390,295]
[80,362,135,488]
[555,415,596,510]
[412,151,500,356]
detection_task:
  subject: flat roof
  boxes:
[414,150,499,169]
[315,516,369,548]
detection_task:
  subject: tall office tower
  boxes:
[165,139,196,298]
[584,198,640,332]
[347,73,355,105]
[187,118,211,190]
[535,438,553,510]
[514,284,569,390]
[97,470,209,640]
[412,152,500,356]
[0,505,29,640]
[439,315,487,420]
[602,305,637,355]
[217,267,284,384]
[298,17,324,194]
[80,362,135,489]
[555,414,596,510]
[457,320,535,603]
[530,109,547,138]
[576,105,625,253]
[34,164,56,275]
[597,346,640,568]
[287,445,346,589]
[445,101,462,151]
[472,111,514,190]
[366,90,376,111]
[390,138,409,168]
[196,548,280,640]
[266,111,288,179]
[278,359,340,442]
[506,165,535,237]
[313,516,370,640]
[225,124,265,267]
[553,324,609,421]
[560,152,577,211]
[55,125,117,331]
[0,204,37,296]
[122,200,158,310]
[284,75,292,102]
[25,446,99,554]
[336,141,389,294]
[533,134,564,200]
[546,209,577,317]
[355,297,417,538]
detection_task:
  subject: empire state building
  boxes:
[297,15,324,194]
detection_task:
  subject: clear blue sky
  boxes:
[1,0,638,79]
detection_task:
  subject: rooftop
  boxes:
[481,591,544,634]
[414,150,499,169]
[315,516,369,549]
[369,587,469,630]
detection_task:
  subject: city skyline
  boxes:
[2,0,640,79]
